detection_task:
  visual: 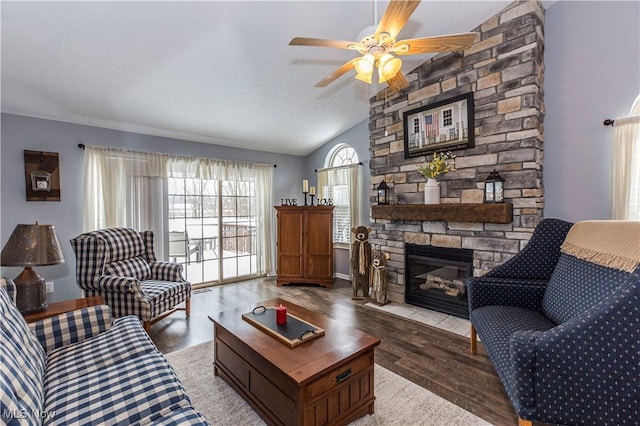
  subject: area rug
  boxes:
[165,341,490,425]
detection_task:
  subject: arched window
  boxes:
[327,144,359,168]
[319,144,361,244]
[611,94,640,220]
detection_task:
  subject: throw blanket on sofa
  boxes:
[561,220,640,273]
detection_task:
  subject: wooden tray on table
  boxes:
[242,305,325,347]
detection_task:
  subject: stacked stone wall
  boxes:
[368,1,546,303]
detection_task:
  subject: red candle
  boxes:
[276,304,287,325]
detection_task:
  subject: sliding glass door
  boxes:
[168,177,259,285]
[221,180,257,280]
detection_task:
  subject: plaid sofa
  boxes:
[467,219,640,425]
[70,228,191,331]
[0,282,208,426]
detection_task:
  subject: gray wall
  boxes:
[0,113,305,301]
[544,1,640,221]
[304,120,371,277]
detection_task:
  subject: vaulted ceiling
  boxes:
[2,1,539,156]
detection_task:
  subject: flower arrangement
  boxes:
[417,151,456,179]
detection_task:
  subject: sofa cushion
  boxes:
[542,254,630,324]
[44,351,191,426]
[95,227,148,262]
[142,280,191,319]
[470,305,556,405]
[0,286,45,426]
[44,316,156,385]
[104,256,152,281]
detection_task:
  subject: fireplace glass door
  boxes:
[405,244,473,318]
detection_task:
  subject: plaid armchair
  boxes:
[70,227,191,332]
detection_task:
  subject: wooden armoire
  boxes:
[275,205,334,288]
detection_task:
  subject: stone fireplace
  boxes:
[368,1,546,305]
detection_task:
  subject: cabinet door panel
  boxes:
[305,210,333,279]
[279,255,302,277]
[305,210,333,255]
[305,256,333,279]
[277,211,303,277]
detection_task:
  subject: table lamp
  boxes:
[1,223,65,313]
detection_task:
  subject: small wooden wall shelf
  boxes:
[371,203,513,224]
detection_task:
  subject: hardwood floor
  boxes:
[150,277,519,425]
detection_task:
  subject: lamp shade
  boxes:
[355,72,373,84]
[378,53,402,83]
[353,54,374,75]
[1,224,65,267]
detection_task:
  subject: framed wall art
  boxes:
[403,92,475,158]
[24,150,61,201]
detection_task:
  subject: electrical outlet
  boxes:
[46,281,54,293]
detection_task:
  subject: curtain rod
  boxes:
[77,143,277,167]
[315,161,363,173]
[604,116,640,127]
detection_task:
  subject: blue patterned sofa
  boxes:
[467,219,640,426]
[0,279,209,426]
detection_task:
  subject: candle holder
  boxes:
[310,194,316,206]
[303,191,308,206]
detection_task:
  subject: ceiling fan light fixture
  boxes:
[353,54,375,76]
[355,72,373,84]
[290,0,475,93]
[377,53,402,83]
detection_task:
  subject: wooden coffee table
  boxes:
[209,298,381,426]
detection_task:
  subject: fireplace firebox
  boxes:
[405,244,473,318]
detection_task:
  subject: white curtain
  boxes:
[82,146,168,257]
[254,165,275,275]
[611,103,640,220]
[82,146,274,273]
[317,164,362,243]
[82,146,127,230]
[127,177,167,259]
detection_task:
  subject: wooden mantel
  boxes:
[371,203,513,224]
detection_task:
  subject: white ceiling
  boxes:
[2,1,529,156]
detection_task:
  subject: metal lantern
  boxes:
[484,169,505,203]
[377,181,390,205]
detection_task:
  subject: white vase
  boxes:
[424,178,440,204]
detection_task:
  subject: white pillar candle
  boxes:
[309,186,316,196]
[303,180,309,193]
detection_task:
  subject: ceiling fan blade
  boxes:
[289,37,360,50]
[386,70,409,93]
[315,60,356,87]
[376,0,421,40]
[393,33,477,55]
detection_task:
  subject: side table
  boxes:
[23,296,105,323]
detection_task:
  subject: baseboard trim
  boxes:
[334,273,350,281]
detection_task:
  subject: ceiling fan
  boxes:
[289,0,477,92]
